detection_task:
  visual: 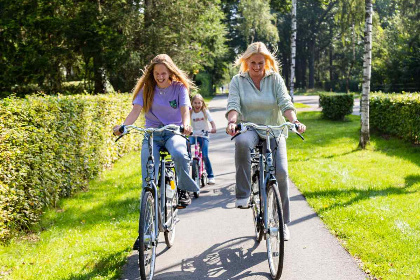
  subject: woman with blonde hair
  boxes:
[113,54,199,208]
[225,42,306,241]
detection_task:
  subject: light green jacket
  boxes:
[226,70,295,137]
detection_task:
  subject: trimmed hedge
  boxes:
[370,92,420,144]
[319,93,354,120]
[0,93,142,241]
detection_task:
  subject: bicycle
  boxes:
[189,130,210,198]
[232,122,304,280]
[116,124,187,280]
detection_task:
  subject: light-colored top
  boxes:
[191,110,213,132]
[133,81,191,128]
[226,71,295,137]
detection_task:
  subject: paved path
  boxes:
[120,94,367,280]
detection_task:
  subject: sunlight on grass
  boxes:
[293,102,311,108]
[288,112,420,279]
[0,151,142,280]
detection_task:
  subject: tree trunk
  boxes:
[308,38,315,89]
[329,26,333,91]
[359,0,373,149]
[346,23,356,93]
[289,0,297,101]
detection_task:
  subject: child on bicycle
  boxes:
[190,94,217,184]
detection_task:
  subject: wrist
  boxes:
[228,120,236,125]
[292,119,300,124]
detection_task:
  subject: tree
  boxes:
[289,0,297,101]
[359,0,373,149]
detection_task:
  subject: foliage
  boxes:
[0,0,227,96]
[319,92,354,120]
[0,93,142,241]
[369,92,420,144]
[0,151,142,279]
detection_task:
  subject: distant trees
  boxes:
[1,0,418,96]
[0,0,227,96]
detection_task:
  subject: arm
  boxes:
[209,121,217,133]
[226,110,239,136]
[283,109,306,134]
[205,109,217,133]
[113,104,142,135]
[180,105,192,135]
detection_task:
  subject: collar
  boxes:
[239,70,275,79]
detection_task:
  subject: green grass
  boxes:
[288,112,420,280]
[293,102,311,109]
[0,151,142,279]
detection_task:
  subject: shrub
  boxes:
[0,93,142,241]
[370,92,420,144]
[319,93,354,120]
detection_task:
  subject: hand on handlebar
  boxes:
[182,124,193,135]
[294,122,306,134]
[226,122,237,136]
[113,125,122,136]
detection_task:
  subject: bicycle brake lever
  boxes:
[291,124,305,140]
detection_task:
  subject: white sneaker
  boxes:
[208,177,216,185]
[235,197,250,209]
[283,224,290,241]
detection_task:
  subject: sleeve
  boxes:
[205,109,214,122]
[275,74,296,114]
[225,75,242,119]
[178,84,191,109]
[132,88,144,106]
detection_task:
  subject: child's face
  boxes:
[192,99,203,111]
[153,64,171,88]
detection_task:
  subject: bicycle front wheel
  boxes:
[251,170,263,242]
[192,158,200,198]
[266,183,284,280]
[138,191,157,280]
[164,188,178,247]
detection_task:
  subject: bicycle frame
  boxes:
[117,124,181,245]
[190,131,209,185]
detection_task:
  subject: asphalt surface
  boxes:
[120,94,367,280]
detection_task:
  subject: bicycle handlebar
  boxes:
[115,124,186,142]
[232,122,305,141]
[190,130,210,138]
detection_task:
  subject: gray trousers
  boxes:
[234,129,291,224]
[141,130,199,193]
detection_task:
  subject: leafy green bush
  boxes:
[0,93,142,241]
[370,92,420,144]
[319,93,354,120]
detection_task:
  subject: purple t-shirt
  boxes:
[133,81,191,128]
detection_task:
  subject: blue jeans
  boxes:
[189,136,214,178]
[141,130,199,192]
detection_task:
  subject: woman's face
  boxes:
[153,63,171,88]
[246,53,266,79]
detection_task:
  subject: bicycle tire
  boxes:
[251,170,263,242]
[266,183,284,280]
[138,191,157,280]
[192,159,200,198]
[164,187,178,247]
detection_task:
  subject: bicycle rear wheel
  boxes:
[138,191,157,280]
[192,158,200,198]
[266,183,284,280]
[164,187,178,247]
